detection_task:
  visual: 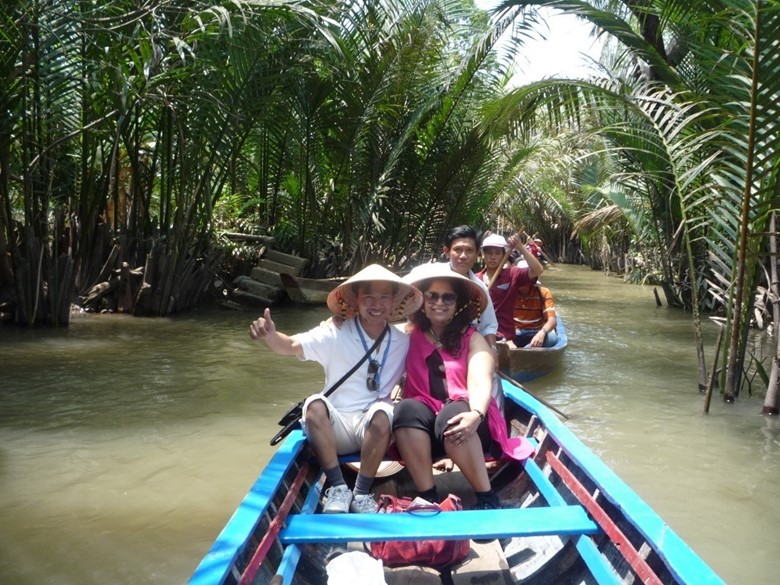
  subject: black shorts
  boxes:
[393,398,500,459]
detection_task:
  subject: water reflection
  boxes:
[1,265,778,584]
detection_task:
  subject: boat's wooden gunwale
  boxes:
[188,432,310,585]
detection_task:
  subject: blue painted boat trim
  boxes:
[574,535,625,585]
[280,506,597,543]
[276,479,323,585]
[502,381,725,585]
[187,430,308,585]
[523,450,623,585]
[522,453,568,507]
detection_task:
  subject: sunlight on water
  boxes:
[1,265,778,584]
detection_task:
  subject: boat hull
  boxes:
[280,273,348,304]
[188,378,724,585]
[497,316,568,382]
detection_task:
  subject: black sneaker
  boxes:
[474,492,501,510]
[472,494,501,543]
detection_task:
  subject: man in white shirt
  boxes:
[249,265,422,513]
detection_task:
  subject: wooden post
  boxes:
[703,320,724,414]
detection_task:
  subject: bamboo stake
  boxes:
[703,320,724,414]
[762,212,780,415]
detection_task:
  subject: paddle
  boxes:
[486,228,523,290]
[497,370,569,420]
[486,246,513,290]
[523,231,556,268]
[537,249,556,268]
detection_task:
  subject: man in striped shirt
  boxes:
[513,281,558,348]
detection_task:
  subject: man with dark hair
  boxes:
[249,265,422,513]
[440,225,499,347]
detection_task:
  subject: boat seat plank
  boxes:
[574,536,625,585]
[280,505,598,544]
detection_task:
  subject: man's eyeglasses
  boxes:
[424,291,457,306]
[367,358,380,391]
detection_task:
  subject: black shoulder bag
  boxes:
[270,323,390,446]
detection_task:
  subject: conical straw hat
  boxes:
[327,264,423,322]
[402,262,487,321]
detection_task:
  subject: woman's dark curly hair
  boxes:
[410,278,474,357]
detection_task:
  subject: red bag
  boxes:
[368,493,471,569]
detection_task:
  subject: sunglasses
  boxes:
[366,358,380,391]
[424,291,457,306]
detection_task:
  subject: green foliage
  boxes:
[493,0,780,400]
[2,0,529,321]
[229,0,528,274]
[3,0,778,396]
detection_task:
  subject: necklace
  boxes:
[428,328,443,348]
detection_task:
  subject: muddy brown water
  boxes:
[1,264,777,584]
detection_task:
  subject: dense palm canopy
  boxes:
[489,0,780,405]
[0,0,538,323]
[1,0,779,408]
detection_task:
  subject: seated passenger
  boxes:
[513,281,558,348]
[475,232,543,342]
[249,264,422,513]
[392,262,535,509]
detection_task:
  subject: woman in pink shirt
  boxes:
[394,263,534,510]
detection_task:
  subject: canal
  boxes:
[1,264,777,584]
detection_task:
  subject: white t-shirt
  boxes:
[292,318,409,413]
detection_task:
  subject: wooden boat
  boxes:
[280,273,348,304]
[187,379,724,585]
[497,316,568,382]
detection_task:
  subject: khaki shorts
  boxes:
[301,394,394,455]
